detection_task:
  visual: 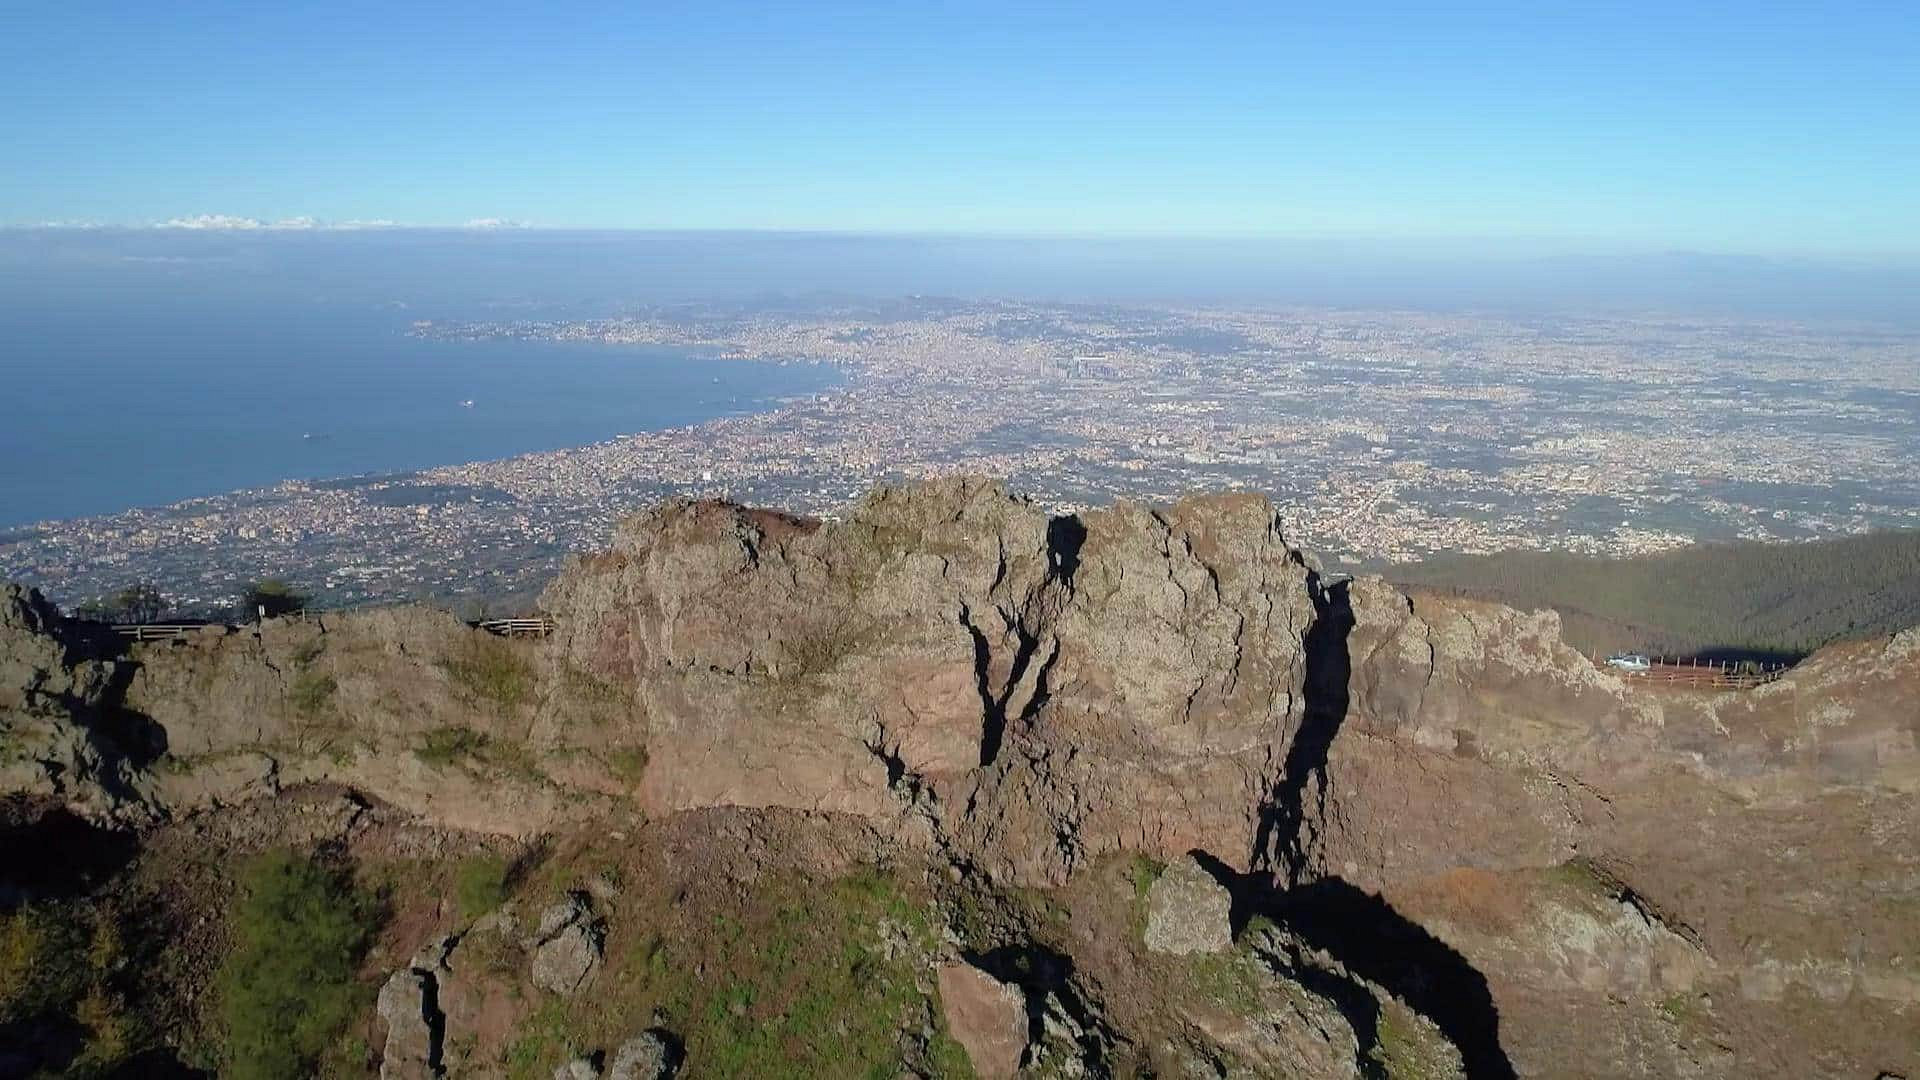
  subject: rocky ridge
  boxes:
[4,478,1917,1078]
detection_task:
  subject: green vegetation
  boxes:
[606,745,649,786]
[74,583,167,623]
[503,868,972,1080]
[1182,951,1266,1012]
[1368,1000,1464,1080]
[0,901,142,1076]
[1390,528,1920,657]
[289,671,338,715]
[439,635,535,711]
[416,725,492,767]
[216,850,379,1080]
[241,578,310,619]
[1127,852,1166,942]
[414,725,541,780]
[456,855,511,919]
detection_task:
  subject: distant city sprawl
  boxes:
[6,299,1918,614]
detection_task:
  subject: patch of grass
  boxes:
[606,745,649,786]
[216,850,379,1080]
[439,636,534,712]
[1183,952,1266,1014]
[1240,912,1280,941]
[289,636,326,668]
[1544,858,1612,894]
[1656,991,1706,1030]
[562,665,633,712]
[500,866,971,1080]
[414,725,545,781]
[289,671,338,716]
[0,904,83,1024]
[456,855,511,919]
[775,613,876,680]
[1128,852,1166,942]
[417,725,492,768]
[459,925,524,981]
[1368,1000,1464,1080]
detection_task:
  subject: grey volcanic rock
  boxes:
[528,893,604,995]
[1144,855,1234,955]
[0,583,159,822]
[936,961,1029,1079]
[376,968,442,1080]
[607,1028,679,1080]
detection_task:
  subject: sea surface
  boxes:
[0,298,837,527]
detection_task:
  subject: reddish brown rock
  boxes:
[936,961,1029,1078]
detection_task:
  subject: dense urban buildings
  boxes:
[7,300,1917,614]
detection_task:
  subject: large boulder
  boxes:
[607,1028,680,1080]
[1144,855,1234,955]
[528,893,605,995]
[376,968,442,1079]
[936,962,1029,1079]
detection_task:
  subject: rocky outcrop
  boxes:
[0,584,159,822]
[5,478,1919,1078]
[540,479,1318,884]
[376,967,443,1080]
[527,893,605,995]
[1144,855,1234,955]
[936,961,1030,1079]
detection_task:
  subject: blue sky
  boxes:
[2,1,1915,254]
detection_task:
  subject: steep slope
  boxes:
[1388,529,1920,657]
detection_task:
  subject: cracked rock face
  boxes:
[0,584,159,823]
[1144,856,1234,955]
[541,478,1318,885]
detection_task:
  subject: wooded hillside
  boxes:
[1387,530,1920,659]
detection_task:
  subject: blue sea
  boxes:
[0,297,837,527]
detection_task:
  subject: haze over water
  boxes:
[0,282,836,527]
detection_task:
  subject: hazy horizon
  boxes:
[5,227,1917,327]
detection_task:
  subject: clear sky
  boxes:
[2,1,1915,254]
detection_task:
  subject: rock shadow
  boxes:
[964,941,1111,1070]
[1237,572,1517,1079]
[1254,571,1353,882]
[0,798,139,907]
[1046,514,1087,584]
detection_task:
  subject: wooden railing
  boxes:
[1596,655,1790,691]
[111,614,557,640]
[475,617,556,637]
[112,623,213,641]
